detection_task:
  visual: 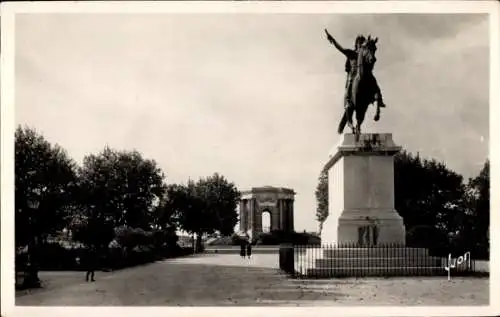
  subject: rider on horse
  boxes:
[325,31,386,113]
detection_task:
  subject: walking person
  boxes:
[246,240,252,259]
[84,246,99,282]
[239,239,246,259]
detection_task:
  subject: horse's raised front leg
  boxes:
[374,93,381,122]
[337,110,350,134]
[354,124,361,142]
[354,103,367,139]
[374,103,381,122]
[347,106,355,134]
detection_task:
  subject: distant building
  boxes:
[239,186,295,240]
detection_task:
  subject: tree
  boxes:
[15,125,78,286]
[165,181,203,250]
[406,224,449,254]
[168,173,240,251]
[78,147,166,229]
[394,150,466,253]
[195,173,240,236]
[114,226,150,250]
[70,215,115,249]
[315,170,329,234]
[151,192,178,231]
[454,159,489,258]
[469,159,490,255]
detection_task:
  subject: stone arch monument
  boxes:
[239,186,295,240]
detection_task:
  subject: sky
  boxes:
[15,13,489,232]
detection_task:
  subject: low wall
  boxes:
[204,245,279,254]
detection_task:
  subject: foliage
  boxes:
[165,181,204,236]
[394,150,466,252]
[15,125,79,288]
[71,216,115,249]
[151,227,179,249]
[254,230,320,245]
[167,173,240,243]
[114,226,147,249]
[315,170,329,234]
[194,173,241,236]
[316,148,489,258]
[15,125,243,288]
[78,147,166,229]
[15,242,193,275]
[151,197,178,231]
[406,225,449,255]
[231,234,248,246]
[17,122,490,286]
[15,125,79,247]
[452,160,490,258]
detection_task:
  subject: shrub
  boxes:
[151,228,179,249]
[71,219,115,249]
[18,226,191,272]
[406,225,449,256]
[231,234,247,245]
[37,242,81,270]
[254,230,320,245]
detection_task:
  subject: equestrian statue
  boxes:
[325,29,386,136]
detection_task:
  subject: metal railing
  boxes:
[279,243,486,278]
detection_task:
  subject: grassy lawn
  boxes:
[16,254,489,306]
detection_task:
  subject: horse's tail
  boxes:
[337,111,348,134]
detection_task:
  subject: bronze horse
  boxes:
[337,36,383,136]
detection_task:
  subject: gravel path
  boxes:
[16,253,489,306]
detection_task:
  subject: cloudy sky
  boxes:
[15,13,489,231]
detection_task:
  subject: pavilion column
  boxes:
[272,205,280,231]
[240,199,248,232]
[278,203,282,231]
[254,199,262,234]
[280,199,286,231]
[285,199,289,231]
[289,200,294,232]
[250,198,257,235]
[239,200,244,232]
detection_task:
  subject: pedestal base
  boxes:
[320,133,406,246]
[297,247,444,277]
[336,209,406,245]
[306,133,443,277]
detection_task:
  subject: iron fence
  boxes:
[279,243,487,278]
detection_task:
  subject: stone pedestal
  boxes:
[321,133,406,246]
[299,133,444,277]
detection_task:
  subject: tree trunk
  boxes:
[196,233,203,253]
[24,236,41,288]
[191,234,196,253]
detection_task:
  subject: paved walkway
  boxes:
[16,253,489,306]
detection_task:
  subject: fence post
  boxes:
[279,245,283,270]
[279,243,294,275]
[288,244,295,275]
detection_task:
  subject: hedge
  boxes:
[254,231,321,245]
[16,242,196,272]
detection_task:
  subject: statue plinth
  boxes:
[321,133,406,246]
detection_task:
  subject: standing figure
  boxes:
[246,241,252,259]
[84,246,98,282]
[240,239,246,259]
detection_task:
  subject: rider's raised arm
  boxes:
[325,29,350,57]
[330,38,350,57]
